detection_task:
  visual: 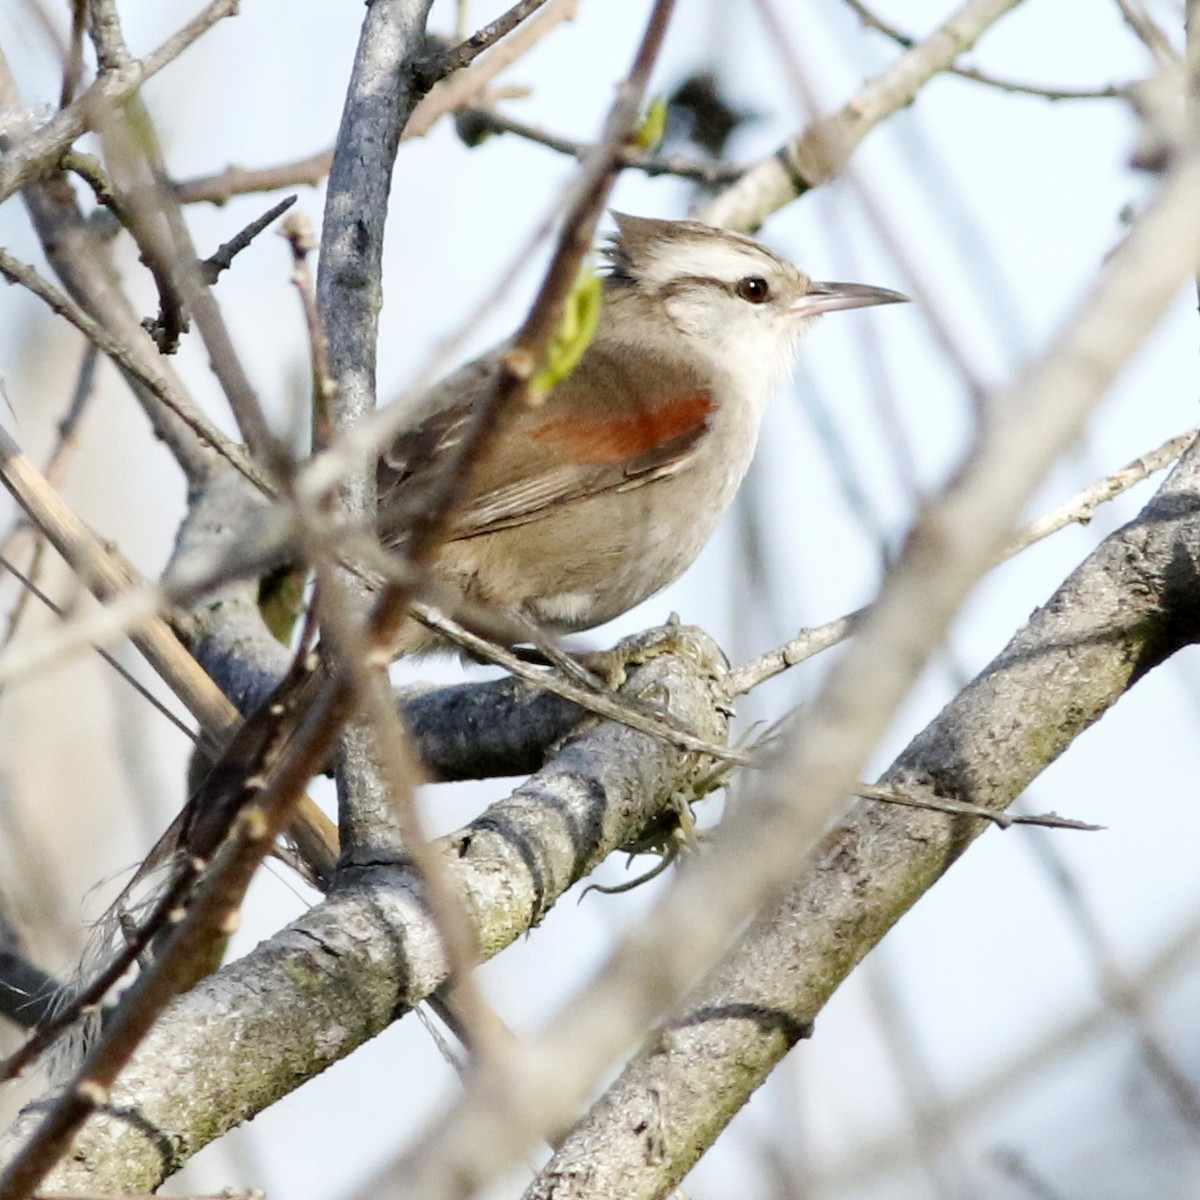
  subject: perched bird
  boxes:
[63,216,906,1017]
[376,213,906,653]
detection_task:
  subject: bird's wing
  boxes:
[377,345,715,544]
[452,416,711,538]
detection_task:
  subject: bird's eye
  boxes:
[736,276,770,303]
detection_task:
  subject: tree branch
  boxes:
[526,425,1200,1200]
[700,0,1026,232]
[0,629,728,1193]
[0,0,240,205]
[520,115,1200,1200]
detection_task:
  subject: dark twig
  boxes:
[200,194,297,284]
[433,0,552,78]
[457,106,745,184]
[98,97,280,461]
[402,0,575,141]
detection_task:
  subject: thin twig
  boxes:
[843,0,1126,100]
[57,149,128,224]
[434,0,552,78]
[855,783,1102,831]
[0,247,271,496]
[0,553,197,745]
[403,0,577,141]
[200,194,297,284]
[0,0,241,205]
[458,106,745,183]
[726,425,1199,696]
[0,344,96,646]
[98,96,280,462]
[414,604,744,764]
[281,212,336,453]
[999,427,1198,560]
[173,150,334,206]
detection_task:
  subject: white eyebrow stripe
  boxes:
[638,239,783,288]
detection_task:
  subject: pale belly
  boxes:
[437,428,755,635]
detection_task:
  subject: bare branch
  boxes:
[843,0,1126,100]
[0,0,240,205]
[456,106,745,184]
[999,426,1198,559]
[0,626,728,1193]
[435,0,553,77]
[173,150,333,206]
[854,783,1103,831]
[728,424,1199,696]
[523,123,1200,1200]
[701,0,1026,232]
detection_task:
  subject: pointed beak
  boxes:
[791,281,909,318]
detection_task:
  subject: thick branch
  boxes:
[314,0,436,861]
[525,426,1200,1200]
[387,103,1200,1200]
[0,631,729,1193]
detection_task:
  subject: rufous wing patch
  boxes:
[530,390,714,465]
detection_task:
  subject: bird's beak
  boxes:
[791,281,909,317]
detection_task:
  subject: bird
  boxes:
[374,212,906,655]
[65,215,907,1008]
[379,211,902,652]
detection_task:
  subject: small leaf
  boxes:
[530,265,603,403]
[636,96,668,151]
[257,565,308,645]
